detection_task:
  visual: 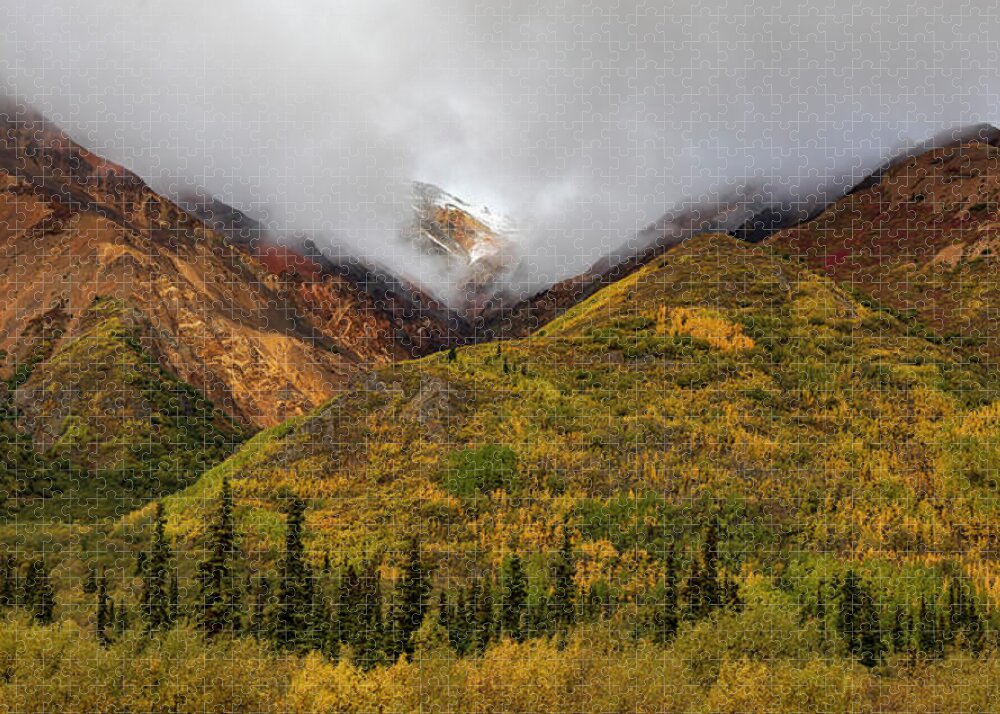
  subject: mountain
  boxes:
[0,101,463,515]
[491,127,1000,340]
[167,233,998,596]
[768,129,1000,364]
[181,193,469,355]
[6,122,1000,709]
[403,182,516,314]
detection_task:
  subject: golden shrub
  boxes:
[657,306,755,351]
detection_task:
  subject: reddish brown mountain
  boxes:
[0,100,462,432]
[769,130,1000,361]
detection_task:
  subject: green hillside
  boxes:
[0,297,243,518]
[164,233,1000,600]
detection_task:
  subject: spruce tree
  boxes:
[337,563,361,647]
[474,572,496,652]
[816,578,828,639]
[391,539,431,659]
[915,595,938,658]
[890,604,910,654]
[702,520,721,608]
[653,545,679,644]
[309,580,331,656]
[96,570,111,645]
[450,588,471,654]
[141,502,174,632]
[169,570,180,624]
[83,566,98,595]
[947,577,985,652]
[114,600,129,635]
[723,573,742,610]
[357,560,385,668]
[437,590,450,633]
[23,558,55,625]
[836,570,885,668]
[500,554,527,642]
[274,497,314,651]
[0,554,18,608]
[684,520,728,621]
[551,528,576,627]
[197,478,242,637]
[250,574,271,639]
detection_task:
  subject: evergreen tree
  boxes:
[551,528,576,627]
[915,595,941,658]
[447,347,458,363]
[169,570,180,624]
[816,578,828,639]
[0,554,18,608]
[653,545,680,644]
[309,580,332,656]
[83,565,98,595]
[336,562,362,652]
[527,592,551,639]
[197,478,242,637]
[437,590,450,633]
[450,588,472,654]
[702,520,722,609]
[141,502,174,632]
[23,558,55,624]
[685,520,723,620]
[944,577,985,652]
[391,539,431,658]
[836,570,885,668]
[890,604,910,654]
[473,572,496,652]
[274,497,314,650]
[357,560,385,668]
[96,570,111,645]
[723,573,742,611]
[467,577,482,652]
[500,554,528,642]
[114,600,130,636]
[249,575,271,639]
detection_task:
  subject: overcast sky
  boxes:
[2,0,998,297]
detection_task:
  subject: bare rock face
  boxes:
[403,182,517,317]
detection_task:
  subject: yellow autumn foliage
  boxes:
[3,616,1000,713]
[656,305,755,351]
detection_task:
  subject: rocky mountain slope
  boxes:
[0,101,464,514]
[769,129,1000,364]
[5,98,1000,523]
[496,126,1000,340]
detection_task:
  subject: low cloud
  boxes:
[2,0,996,300]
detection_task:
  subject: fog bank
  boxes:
[2,1,997,299]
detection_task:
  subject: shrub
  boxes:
[442,445,520,497]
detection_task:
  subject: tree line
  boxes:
[146,483,743,665]
[816,569,988,668]
[4,481,988,669]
